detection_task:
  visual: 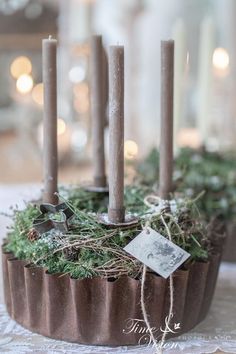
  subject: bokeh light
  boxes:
[177,128,201,149]
[32,83,44,106]
[71,126,88,152]
[69,66,86,83]
[213,48,229,70]
[73,83,89,99]
[10,56,32,79]
[24,2,43,19]
[57,118,66,136]
[16,74,33,94]
[73,97,89,114]
[124,140,138,160]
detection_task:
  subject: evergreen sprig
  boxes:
[137,147,236,221]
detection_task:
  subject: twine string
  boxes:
[160,214,174,350]
[141,264,160,353]
[140,198,175,354]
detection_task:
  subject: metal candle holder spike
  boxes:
[84,184,109,194]
[98,213,139,228]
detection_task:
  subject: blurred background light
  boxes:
[73,97,89,114]
[68,66,86,83]
[16,74,33,94]
[32,83,44,106]
[71,125,88,152]
[213,47,229,70]
[124,140,138,160]
[24,2,43,19]
[73,82,89,99]
[177,128,201,149]
[57,118,66,136]
[10,56,32,79]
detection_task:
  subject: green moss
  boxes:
[5,184,211,280]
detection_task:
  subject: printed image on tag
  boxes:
[124,227,190,278]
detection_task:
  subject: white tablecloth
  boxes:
[0,185,236,354]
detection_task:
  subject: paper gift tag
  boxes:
[124,227,190,278]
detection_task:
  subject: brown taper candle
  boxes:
[42,36,58,205]
[108,46,125,223]
[159,40,174,200]
[90,35,107,187]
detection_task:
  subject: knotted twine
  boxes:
[140,195,175,354]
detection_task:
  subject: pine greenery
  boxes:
[137,147,236,221]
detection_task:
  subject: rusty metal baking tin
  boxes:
[2,245,221,346]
